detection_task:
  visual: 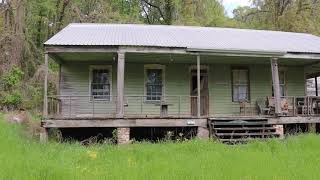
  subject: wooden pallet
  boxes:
[208,118,279,144]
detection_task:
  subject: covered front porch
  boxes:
[43,46,319,121]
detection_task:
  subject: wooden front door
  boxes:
[190,69,209,116]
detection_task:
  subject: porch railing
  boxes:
[253,96,320,117]
[48,95,117,118]
[282,96,320,117]
[48,95,201,118]
[47,95,320,119]
[124,95,196,117]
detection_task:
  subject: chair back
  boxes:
[281,98,289,110]
[267,97,275,108]
[256,98,266,110]
[239,100,247,108]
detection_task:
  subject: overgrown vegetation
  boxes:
[0,65,49,111]
[0,113,319,179]
[0,66,23,110]
[0,0,319,112]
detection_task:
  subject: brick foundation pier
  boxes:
[117,127,130,144]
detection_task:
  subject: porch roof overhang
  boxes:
[44,23,320,64]
[45,45,320,58]
[45,45,320,67]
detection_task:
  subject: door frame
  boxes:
[189,65,209,116]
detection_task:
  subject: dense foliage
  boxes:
[0,0,319,111]
[0,66,23,110]
[233,0,320,33]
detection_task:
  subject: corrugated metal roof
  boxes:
[45,23,320,54]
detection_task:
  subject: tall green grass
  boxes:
[0,113,320,180]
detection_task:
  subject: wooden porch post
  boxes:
[271,58,282,115]
[315,76,318,96]
[116,52,125,118]
[43,52,48,118]
[197,55,201,117]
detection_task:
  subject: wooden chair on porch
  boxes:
[280,98,290,115]
[298,97,314,115]
[267,97,275,115]
[239,99,249,115]
[256,98,270,115]
[267,97,293,116]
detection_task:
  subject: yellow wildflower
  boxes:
[87,150,97,159]
[127,157,136,167]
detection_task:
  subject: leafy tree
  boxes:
[140,0,229,26]
[233,0,320,34]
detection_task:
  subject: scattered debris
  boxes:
[4,109,28,124]
[3,110,43,139]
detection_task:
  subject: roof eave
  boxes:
[187,48,285,58]
[187,48,320,59]
[283,53,320,60]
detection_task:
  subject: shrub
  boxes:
[21,85,42,110]
[0,66,24,110]
[0,91,22,110]
[2,65,24,90]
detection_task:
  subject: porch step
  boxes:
[219,138,268,144]
[214,127,275,131]
[215,132,277,136]
[208,118,279,144]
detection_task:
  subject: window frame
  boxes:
[89,65,112,101]
[231,67,250,102]
[144,64,165,102]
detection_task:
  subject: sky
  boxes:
[222,0,252,17]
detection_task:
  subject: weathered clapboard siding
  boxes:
[210,64,232,115]
[124,63,190,116]
[286,67,305,96]
[166,63,190,115]
[60,61,117,116]
[249,64,273,115]
[209,64,305,116]
[209,64,271,116]
[123,63,145,115]
[59,57,306,117]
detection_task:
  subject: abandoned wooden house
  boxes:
[42,23,320,143]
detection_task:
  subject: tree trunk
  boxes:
[56,0,70,31]
[164,0,173,25]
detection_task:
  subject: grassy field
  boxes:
[1,113,320,180]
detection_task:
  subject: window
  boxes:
[306,77,319,96]
[272,71,286,97]
[232,68,249,102]
[90,66,112,100]
[145,65,164,101]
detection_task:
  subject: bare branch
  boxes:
[142,5,151,24]
[141,0,165,23]
[242,10,269,22]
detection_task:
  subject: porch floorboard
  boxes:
[42,118,207,128]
